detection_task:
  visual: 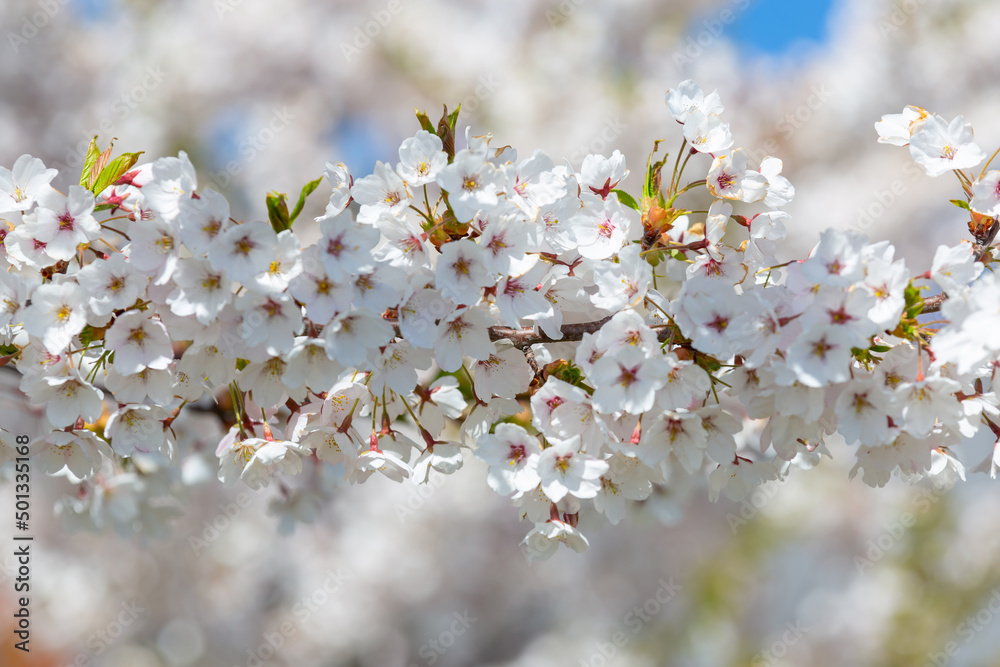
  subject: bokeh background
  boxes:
[3,0,1000,665]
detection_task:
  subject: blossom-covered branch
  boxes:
[0,82,997,561]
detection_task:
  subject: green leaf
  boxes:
[288,176,323,226]
[235,358,250,371]
[266,191,290,233]
[612,189,639,211]
[950,199,971,210]
[91,143,116,189]
[0,344,18,357]
[870,344,892,353]
[416,108,436,135]
[896,323,916,339]
[80,136,101,188]
[90,151,144,195]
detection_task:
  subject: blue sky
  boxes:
[716,0,837,56]
[71,0,112,22]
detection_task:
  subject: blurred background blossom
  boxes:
[3,0,1000,665]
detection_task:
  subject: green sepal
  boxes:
[894,322,918,340]
[543,359,593,394]
[852,346,881,370]
[642,140,668,208]
[79,325,97,348]
[692,351,722,374]
[903,282,925,317]
[888,281,929,342]
[905,297,926,320]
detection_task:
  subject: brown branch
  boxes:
[388,316,628,349]
[487,316,681,348]
[521,344,542,378]
[488,316,614,347]
[920,293,948,314]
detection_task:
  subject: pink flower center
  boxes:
[716,172,736,190]
[507,444,526,465]
[707,314,729,333]
[503,278,524,296]
[663,417,684,441]
[811,338,834,359]
[617,365,640,387]
[235,236,255,255]
[327,236,345,257]
[827,306,854,325]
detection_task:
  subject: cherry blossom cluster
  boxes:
[0,81,997,560]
